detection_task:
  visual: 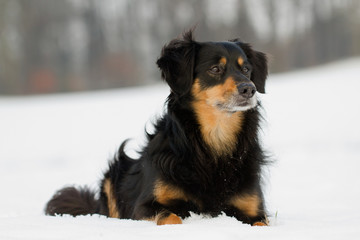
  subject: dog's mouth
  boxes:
[215,95,257,113]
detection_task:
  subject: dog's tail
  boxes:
[45,141,135,217]
[45,186,99,217]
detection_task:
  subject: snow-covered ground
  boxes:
[1,58,360,239]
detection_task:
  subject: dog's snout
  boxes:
[238,83,256,99]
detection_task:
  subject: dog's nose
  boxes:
[238,83,256,99]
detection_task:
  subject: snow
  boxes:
[1,58,360,239]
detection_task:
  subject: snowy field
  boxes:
[1,58,360,239]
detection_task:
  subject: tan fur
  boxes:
[238,57,244,66]
[103,179,120,218]
[143,211,182,225]
[220,57,227,66]
[228,194,260,217]
[191,78,244,156]
[154,180,189,205]
[252,221,268,226]
[156,212,183,225]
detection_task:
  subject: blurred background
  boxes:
[0,0,359,95]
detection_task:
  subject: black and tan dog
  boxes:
[45,30,269,226]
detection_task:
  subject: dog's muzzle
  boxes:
[237,83,256,99]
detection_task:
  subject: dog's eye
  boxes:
[242,67,250,74]
[209,66,223,75]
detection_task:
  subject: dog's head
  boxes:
[157,31,268,112]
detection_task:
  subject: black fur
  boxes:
[45,186,98,216]
[45,30,269,226]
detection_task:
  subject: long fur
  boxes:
[45,186,98,216]
[45,30,270,226]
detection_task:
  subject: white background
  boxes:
[1,58,360,239]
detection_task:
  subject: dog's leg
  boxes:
[100,178,120,218]
[227,193,268,226]
[133,203,183,225]
[131,179,192,225]
[153,210,183,225]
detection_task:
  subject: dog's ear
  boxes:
[157,30,197,97]
[235,42,268,93]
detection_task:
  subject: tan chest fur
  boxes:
[191,79,243,156]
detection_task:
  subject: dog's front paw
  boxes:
[156,212,182,225]
[252,221,268,226]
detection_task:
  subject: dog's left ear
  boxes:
[235,42,268,93]
[157,30,197,97]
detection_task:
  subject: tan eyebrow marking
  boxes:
[220,57,227,65]
[237,57,244,66]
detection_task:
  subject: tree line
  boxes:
[0,0,359,94]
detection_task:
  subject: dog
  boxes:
[45,30,269,226]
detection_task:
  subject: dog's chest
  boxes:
[187,167,244,206]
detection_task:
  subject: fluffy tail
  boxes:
[45,186,99,217]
